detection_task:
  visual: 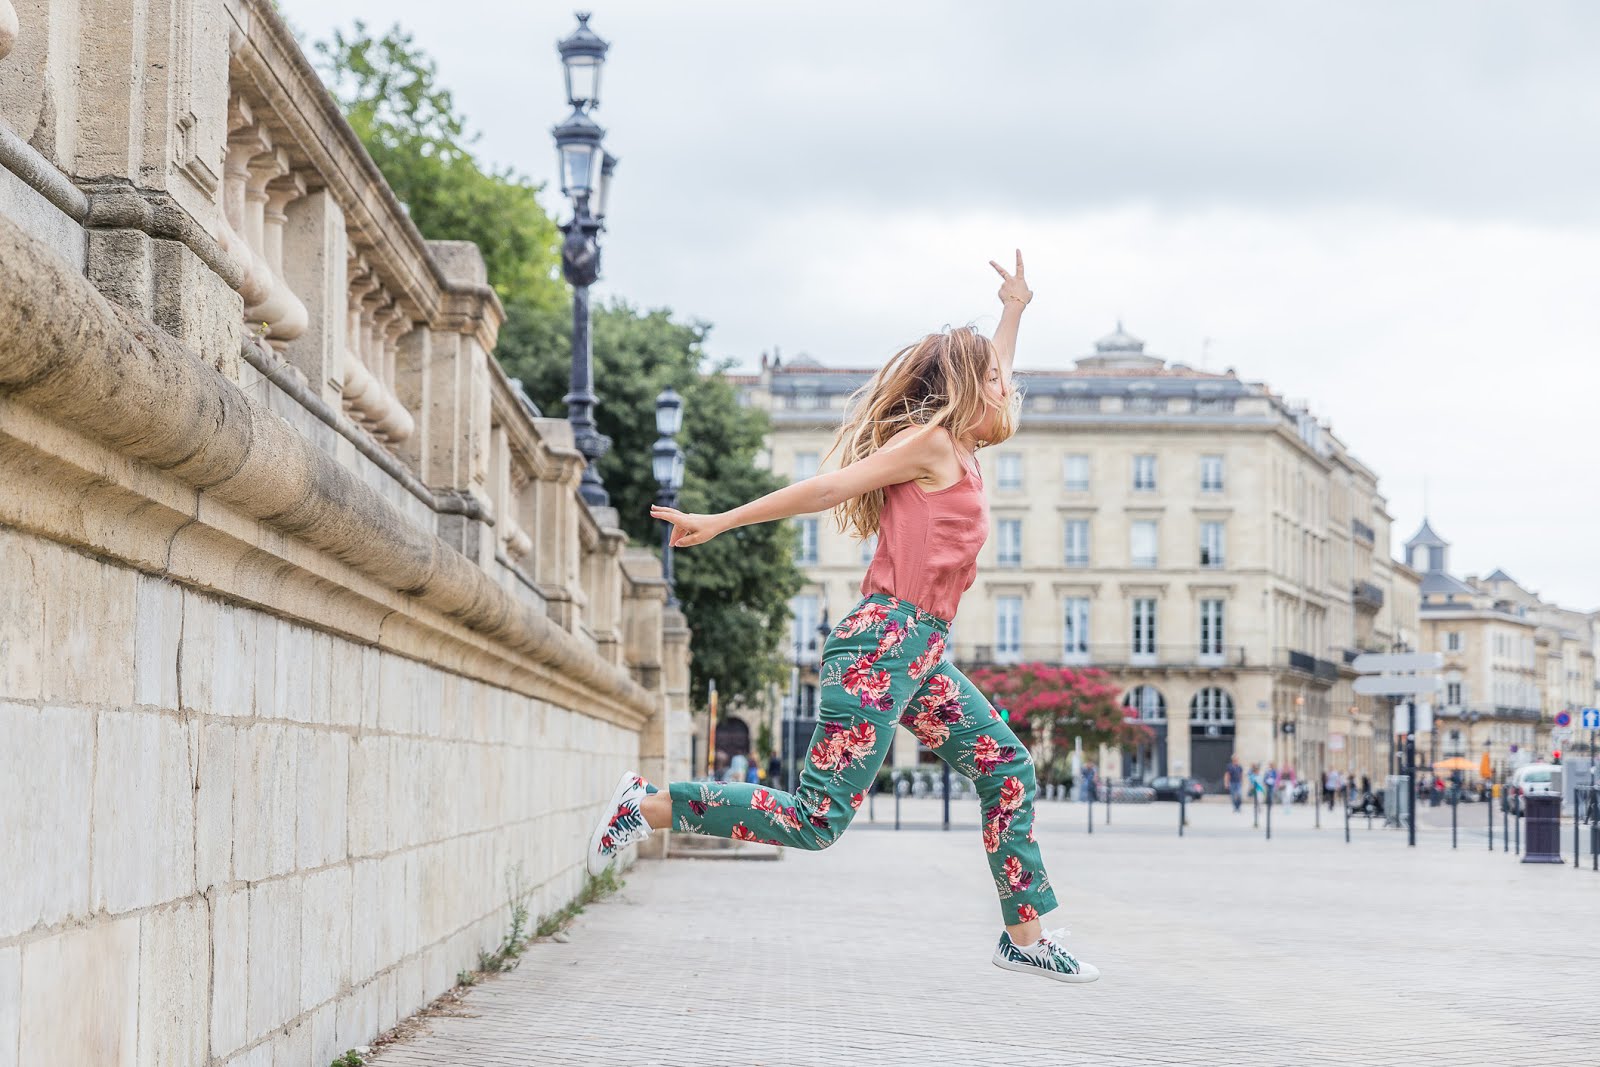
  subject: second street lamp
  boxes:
[652,387,685,609]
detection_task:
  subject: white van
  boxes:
[1508,763,1562,814]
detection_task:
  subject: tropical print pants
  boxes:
[668,592,1060,925]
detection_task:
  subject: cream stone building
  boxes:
[732,327,1423,792]
[1405,520,1598,773]
[0,3,690,1064]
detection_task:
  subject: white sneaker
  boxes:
[586,771,653,877]
[992,927,1100,984]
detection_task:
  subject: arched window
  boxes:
[1122,685,1167,723]
[1189,688,1236,735]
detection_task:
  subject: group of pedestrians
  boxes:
[1222,757,1362,811]
[709,749,783,786]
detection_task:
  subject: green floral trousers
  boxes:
[669,592,1059,925]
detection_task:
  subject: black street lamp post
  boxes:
[651,387,685,608]
[553,13,617,507]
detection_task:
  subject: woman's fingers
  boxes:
[1015,248,1024,278]
[989,259,1010,280]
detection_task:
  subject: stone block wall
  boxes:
[0,1,693,1063]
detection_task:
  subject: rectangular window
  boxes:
[1131,520,1158,567]
[998,518,1022,567]
[1446,631,1461,652]
[1201,454,1224,492]
[1064,597,1090,661]
[1199,598,1225,659]
[996,596,1023,660]
[793,451,819,481]
[792,594,821,664]
[1064,519,1090,567]
[860,532,878,566]
[1446,681,1462,705]
[997,452,1023,490]
[1131,597,1157,659]
[1064,454,1090,492]
[798,518,819,565]
[1133,454,1157,491]
[1200,522,1225,568]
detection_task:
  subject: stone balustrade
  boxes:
[0,1,692,1064]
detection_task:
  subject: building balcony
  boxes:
[1432,703,1542,724]
[1278,647,1342,685]
[958,643,1250,671]
[1351,518,1376,544]
[1352,580,1384,612]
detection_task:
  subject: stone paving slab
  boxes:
[372,796,1599,1067]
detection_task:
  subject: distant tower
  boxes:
[1404,518,1449,573]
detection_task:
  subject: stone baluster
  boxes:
[0,0,17,62]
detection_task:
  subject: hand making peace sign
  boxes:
[989,248,1032,307]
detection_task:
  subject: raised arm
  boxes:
[650,425,945,548]
[988,249,1032,393]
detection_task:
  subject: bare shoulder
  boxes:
[878,424,962,488]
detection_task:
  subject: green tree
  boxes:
[314,22,566,313]
[499,299,807,708]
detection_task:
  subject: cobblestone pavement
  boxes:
[372,794,1600,1067]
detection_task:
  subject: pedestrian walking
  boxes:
[728,750,749,783]
[1225,754,1244,813]
[585,252,1097,984]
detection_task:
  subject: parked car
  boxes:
[1503,763,1562,815]
[1148,776,1204,802]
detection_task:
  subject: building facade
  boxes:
[732,326,1422,791]
[1406,521,1598,774]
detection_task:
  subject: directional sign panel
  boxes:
[1583,708,1600,730]
[1352,652,1444,673]
[1353,674,1443,696]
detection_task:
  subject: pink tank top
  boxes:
[859,448,989,623]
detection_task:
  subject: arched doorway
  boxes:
[714,716,751,778]
[1189,688,1236,792]
[1121,685,1167,783]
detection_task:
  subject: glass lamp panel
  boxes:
[564,57,602,108]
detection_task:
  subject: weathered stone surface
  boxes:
[0,944,17,1067]
[137,900,209,1067]
[246,877,301,1043]
[19,919,138,1066]
[210,887,249,1057]
[92,710,196,913]
[0,702,93,938]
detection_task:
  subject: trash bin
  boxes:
[1521,794,1564,864]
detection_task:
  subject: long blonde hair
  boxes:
[824,324,1024,540]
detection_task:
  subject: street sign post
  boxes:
[1581,708,1600,730]
[1353,652,1442,850]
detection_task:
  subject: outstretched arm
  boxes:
[988,249,1032,394]
[649,425,944,548]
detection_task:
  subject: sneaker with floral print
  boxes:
[586,770,654,877]
[992,926,1100,984]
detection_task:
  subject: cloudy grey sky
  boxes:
[284,0,1600,611]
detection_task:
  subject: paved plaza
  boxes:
[372,795,1598,1067]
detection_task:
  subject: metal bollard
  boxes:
[869,786,876,824]
[1087,783,1094,835]
[942,761,952,833]
[1514,809,1520,854]
[1487,789,1493,851]
[1575,803,1581,870]
[1253,791,1260,829]
[1344,786,1350,844]
[1451,790,1458,848]
[1179,787,1186,837]
[894,776,901,832]
[1105,782,1112,826]
[1265,785,1273,841]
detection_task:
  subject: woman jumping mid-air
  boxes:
[585,250,1098,984]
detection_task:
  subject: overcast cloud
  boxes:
[283,0,1600,610]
